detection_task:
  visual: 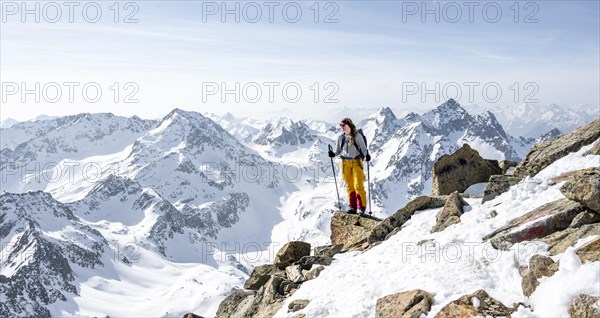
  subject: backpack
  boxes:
[341,129,369,158]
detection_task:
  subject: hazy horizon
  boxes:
[2,1,599,122]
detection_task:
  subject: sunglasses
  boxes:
[339,123,347,127]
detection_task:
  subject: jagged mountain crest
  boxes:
[0,191,108,318]
[421,98,473,132]
[253,117,318,147]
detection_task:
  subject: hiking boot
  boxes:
[359,208,368,216]
[346,208,357,214]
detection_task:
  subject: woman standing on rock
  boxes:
[328,118,371,215]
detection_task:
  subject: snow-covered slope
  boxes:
[274,144,600,318]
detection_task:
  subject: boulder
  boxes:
[288,299,310,313]
[368,196,447,244]
[215,290,256,318]
[313,244,342,258]
[570,211,600,228]
[244,264,285,290]
[274,241,311,269]
[568,294,600,318]
[431,192,468,233]
[584,139,600,156]
[513,119,600,178]
[499,160,519,175]
[483,199,587,250]
[285,265,305,283]
[432,144,502,196]
[217,275,295,317]
[182,313,204,318]
[375,289,434,318]
[560,167,600,213]
[434,289,513,318]
[254,276,288,316]
[294,255,334,270]
[520,255,558,297]
[482,175,521,203]
[536,223,600,255]
[575,237,600,263]
[331,212,380,252]
[302,265,325,281]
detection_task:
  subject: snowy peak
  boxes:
[422,98,472,132]
[467,111,509,140]
[135,108,245,160]
[372,107,397,122]
[253,117,317,147]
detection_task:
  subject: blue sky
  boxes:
[1,0,599,121]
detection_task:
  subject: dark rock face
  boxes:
[483,199,587,250]
[514,118,600,178]
[432,144,502,196]
[294,256,334,270]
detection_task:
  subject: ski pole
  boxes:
[367,157,372,215]
[328,144,342,211]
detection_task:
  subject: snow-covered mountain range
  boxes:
[462,102,597,138]
[0,99,593,317]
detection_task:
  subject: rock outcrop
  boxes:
[216,241,332,317]
[431,192,469,233]
[274,241,311,269]
[520,255,558,297]
[560,167,600,213]
[434,289,513,318]
[244,264,285,290]
[288,299,310,313]
[482,175,521,203]
[568,294,600,318]
[331,212,380,252]
[483,198,588,250]
[375,289,434,318]
[513,119,600,178]
[575,237,600,263]
[368,196,447,244]
[536,223,600,255]
[584,139,600,156]
[499,160,519,174]
[432,144,502,196]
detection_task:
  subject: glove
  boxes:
[365,154,371,162]
[328,150,335,158]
